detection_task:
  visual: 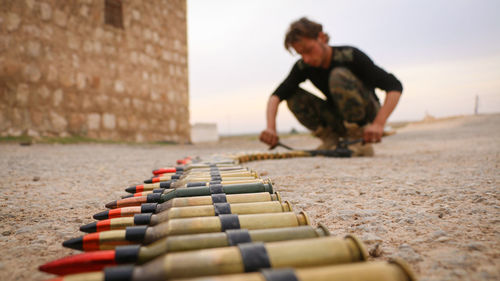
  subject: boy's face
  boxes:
[291,33,329,68]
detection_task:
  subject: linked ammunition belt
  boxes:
[39,155,417,281]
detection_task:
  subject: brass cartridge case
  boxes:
[133,235,367,280]
[168,192,281,208]
[137,225,329,264]
[145,212,310,244]
[169,259,416,281]
[181,168,253,177]
[138,178,264,193]
[170,176,259,188]
[154,201,292,223]
[91,201,293,231]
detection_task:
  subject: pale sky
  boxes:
[187,0,500,135]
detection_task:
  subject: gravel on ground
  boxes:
[0,114,498,281]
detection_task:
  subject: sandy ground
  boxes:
[0,114,498,281]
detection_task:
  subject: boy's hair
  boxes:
[284,17,330,52]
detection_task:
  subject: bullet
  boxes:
[176,156,192,165]
[151,166,243,179]
[54,235,366,281]
[151,168,177,175]
[126,177,259,194]
[81,201,293,233]
[40,225,328,275]
[146,171,257,184]
[94,192,281,220]
[63,212,310,251]
[105,181,274,209]
[168,259,416,281]
[125,181,173,193]
[153,162,241,175]
[124,178,266,198]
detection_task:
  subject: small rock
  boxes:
[369,242,383,257]
[467,242,485,251]
[15,226,32,234]
[32,176,40,181]
[32,239,47,245]
[436,236,450,242]
[404,218,415,224]
[431,230,447,239]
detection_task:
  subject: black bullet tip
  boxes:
[62,236,83,250]
[80,221,97,233]
[121,194,133,199]
[143,179,153,184]
[93,210,109,220]
[105,200,117,209]
[125,186,136,193]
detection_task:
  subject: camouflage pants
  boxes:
[286,67,380,136]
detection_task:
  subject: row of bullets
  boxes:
[39,155,416,281]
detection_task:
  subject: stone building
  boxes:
[0,0,189,143]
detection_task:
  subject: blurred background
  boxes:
[188,0,500,135]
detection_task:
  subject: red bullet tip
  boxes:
[152,168,176,175]
[39,250,116,275]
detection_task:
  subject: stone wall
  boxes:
[0,0,189,143]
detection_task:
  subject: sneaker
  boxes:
[343,121,375,157]
[313,126,339,150]
[348,142,374,157]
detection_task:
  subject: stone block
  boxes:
[128,115,139,130]
[114,80,125,93]
[6,13,21,31]
[87,113,100,130]
[16,84,29,106]
[25,0,35,10]
[95,95,109,109]
[135,133,144,142]
[27,41,41,57]
[117,116,128,130]
[53,89,63,107]
[132,10,141,20]
[68,113,86,133]
[40,3,52,21]
[23,64,41,82]
[50,112,67,132]
[59,71,74,87]
[30,110,45,127]
[102,113,116,129]
[41,25,53,40]
[90,76,100,89]
[47,65,58,82]
[76,73,86,90]
[54,10,67,27]
[37,85,50,100]
[27,128,39,138]
[0,110,7,131]
[132,98,144,110]
[67,33,80,50]
[79,5,89,18]
[83,41,93,53]
[93,41,102,53]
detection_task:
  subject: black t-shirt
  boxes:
[272,46,403,103]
